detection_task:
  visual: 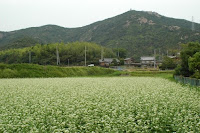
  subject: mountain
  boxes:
[0,10,200,59]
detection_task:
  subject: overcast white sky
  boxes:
[0,0,200,31]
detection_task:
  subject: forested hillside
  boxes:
[0,10,200,59]
[0,42,115,65]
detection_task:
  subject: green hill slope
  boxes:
[0,10,200,59]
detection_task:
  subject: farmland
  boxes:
[0,77,199,132]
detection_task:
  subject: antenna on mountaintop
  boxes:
[192,16,195,31]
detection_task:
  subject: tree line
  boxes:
[0,42,119,66]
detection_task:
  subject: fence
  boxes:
[174,75,200,86]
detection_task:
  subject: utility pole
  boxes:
[29,51,31,63]
[56,46,60,65]
[154,49,156,69]
[159,48,161,61]
[118,48,120,58]
[85,46,87,66]
[101,47,104,60]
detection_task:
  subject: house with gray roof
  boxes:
[140,56,156,67]
[99,58,120,67]
[124,58,133,65]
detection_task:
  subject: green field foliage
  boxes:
[0,77,199,132]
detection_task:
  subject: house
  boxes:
[99,58,120,67]
[124,58,133,65]
[140,56,156,67]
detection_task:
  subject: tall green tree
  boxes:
[175,42,200,77]
[160,56,176,70]
[188,52,200,78]
[113,48,127,58]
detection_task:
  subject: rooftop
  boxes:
[99,58,120,63]
[140,57,155,61]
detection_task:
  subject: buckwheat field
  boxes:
[0,77,199,132]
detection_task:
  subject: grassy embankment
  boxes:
[130,70,174,81]
[0,63,175,79]
[118,67,174,80]
[0,63,118,78]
